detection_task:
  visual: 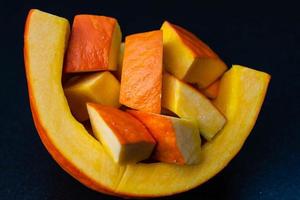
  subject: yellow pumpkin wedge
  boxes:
[64,71,120,121]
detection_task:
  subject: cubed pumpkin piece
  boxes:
[120,30,163,113]
[213,65,271,121]
[199,79,220,99]
[162,72,226,140]
[161,21,227,88]
[64,71,120,121]
[128,110,201,165]
[64,15,121,72]
[87,103,156,163]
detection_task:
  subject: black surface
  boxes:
[1,1,300,199]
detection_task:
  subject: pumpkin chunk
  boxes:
[64,15,121,72]
[120,30,163,113]
[161,21,227,88]
[64,71,120,121]
[128,110,201,165]
[162,72,226,140]
[87,103,156,163]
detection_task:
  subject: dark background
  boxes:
[1,0,299,199]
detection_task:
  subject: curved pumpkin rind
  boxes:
[24,9,271,198]
[24,9,125,198]
[28,96,118,197]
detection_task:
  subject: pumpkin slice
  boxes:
[87,103,155,163]
[162,72,226,140]
[128,110,201,165]
[119,30,163,113]
[24,9,270,198]
[64,15,121,72]
[64,71,120,121]
[24,9,124,196]
[161,21,227,88]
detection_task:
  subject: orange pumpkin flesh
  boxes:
[24,9,270,198]
[119,30,163,113]
[87,103,156,164]
[64,15,121,72]
[128,110,201,165]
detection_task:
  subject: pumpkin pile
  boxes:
[24,9,270,197]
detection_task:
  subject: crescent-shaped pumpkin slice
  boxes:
[24,9,270,198]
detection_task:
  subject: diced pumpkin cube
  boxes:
[64,71,120,121]
[213,65,271,121]
[64,15,121,72]
[128,110,201,165]
[120,30,163,113]
[87,103,156,163]
[161,21,227,88]
[162,72,226,140]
